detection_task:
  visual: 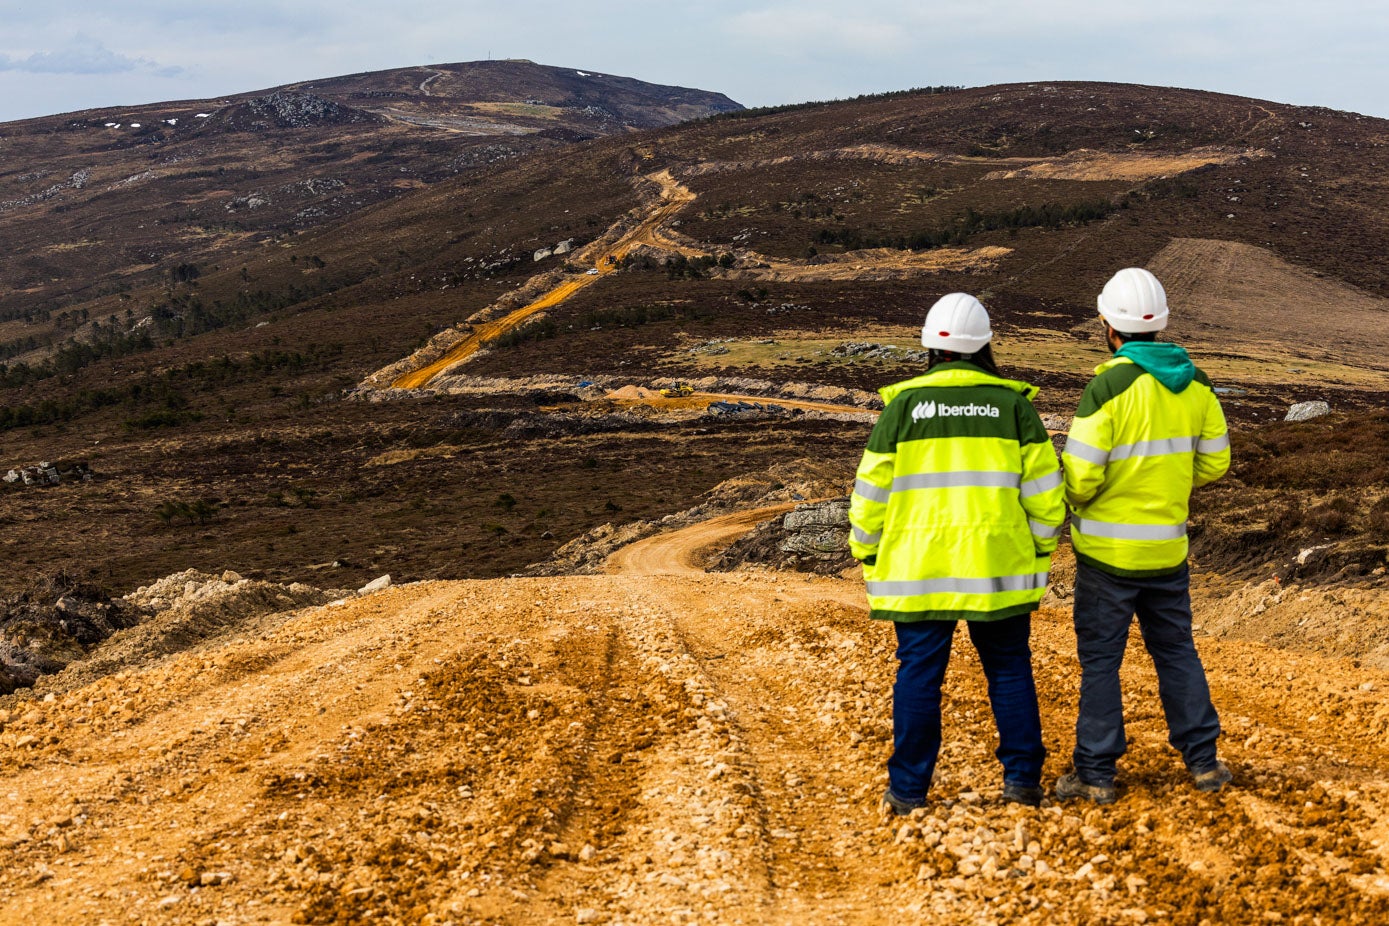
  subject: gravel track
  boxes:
[1,521,1387,924]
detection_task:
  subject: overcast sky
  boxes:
[1,1,1386,123]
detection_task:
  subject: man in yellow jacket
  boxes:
[1056,268,1233,805]
[849,293,1066,812]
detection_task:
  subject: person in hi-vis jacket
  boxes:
[1054,267,1233,806]
[849,293,1065,814]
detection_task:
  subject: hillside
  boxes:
[1,73,1388,925]
[0,59,740,349]
[1,79,1386,598]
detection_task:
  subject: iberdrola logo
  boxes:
[913,399,999,420]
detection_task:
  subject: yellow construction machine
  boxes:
[659,381,694,398]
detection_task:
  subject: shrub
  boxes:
[577,303,697,329]
[1303,497,1354,536]
[155,498,221,526]
[1365,497,1389,543]
[492,318,556,348]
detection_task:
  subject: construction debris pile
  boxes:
[0,570,348,697]
[832,342,931,364]
[0,573,137,695]
[3,461,93,488]
[707,400,790,417]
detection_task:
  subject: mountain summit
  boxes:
[0,60,742,322]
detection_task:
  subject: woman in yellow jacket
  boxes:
[849,293,1065,813]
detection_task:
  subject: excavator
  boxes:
[659,381,694,398]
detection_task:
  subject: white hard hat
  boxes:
[1097,268,1169,333]
[921,292,992,353]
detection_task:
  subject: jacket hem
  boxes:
[871,602,1040,623]
[1074,550,1185,579]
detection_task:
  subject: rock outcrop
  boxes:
[1285,401,1331,421]
[710,497,855,575]
[219,92,384,130]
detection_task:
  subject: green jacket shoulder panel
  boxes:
[1076,359,1146,418]
[1015,398,1051,447]
[866,392,910,453]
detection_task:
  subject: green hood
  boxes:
[879,360,1039,405]
[1115,341,1195,393]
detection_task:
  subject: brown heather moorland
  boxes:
[0,69,1387,925]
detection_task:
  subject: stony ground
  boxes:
[1,520,1387,926]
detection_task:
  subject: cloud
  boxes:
[1,1,1387,121]
[0,35,181,77]
[727,6,911,56]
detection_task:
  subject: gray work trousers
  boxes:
[1072,559,1222,784]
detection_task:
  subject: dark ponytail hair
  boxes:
[927,342,1000,376]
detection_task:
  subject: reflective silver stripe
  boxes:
[892,471,1021,492]
[1073,518,1187,540]
[854,478,890,504]
[1108,436,1198,461]
[1063,437,1109,466]
[851,524,881,545]
[1020,470,1063,499]
[867,573,1050,597]
[1197,433,1230,454]
[1028,519,1061,539]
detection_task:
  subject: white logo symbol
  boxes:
[912,401,937,421]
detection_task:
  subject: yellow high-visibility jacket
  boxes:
[848,362,1065,622]
[1063,344,1230,577]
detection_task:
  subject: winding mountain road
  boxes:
[392,172,695,389]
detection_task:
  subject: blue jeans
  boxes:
[1072,560,1221,785]
[889,615,1045,802]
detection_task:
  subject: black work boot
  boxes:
[1054,771,1117,805]
[881,789,926,816]
[1191,761,1233,793]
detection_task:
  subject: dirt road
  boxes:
[418,69,446,96]
[605,388,877,419]
[605,503,804,576]
[392,173,695,389]
[2,520,1387,924]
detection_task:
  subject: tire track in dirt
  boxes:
[604,389,875,419]
[641,575,897,923]
[1148,237,1389,375]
